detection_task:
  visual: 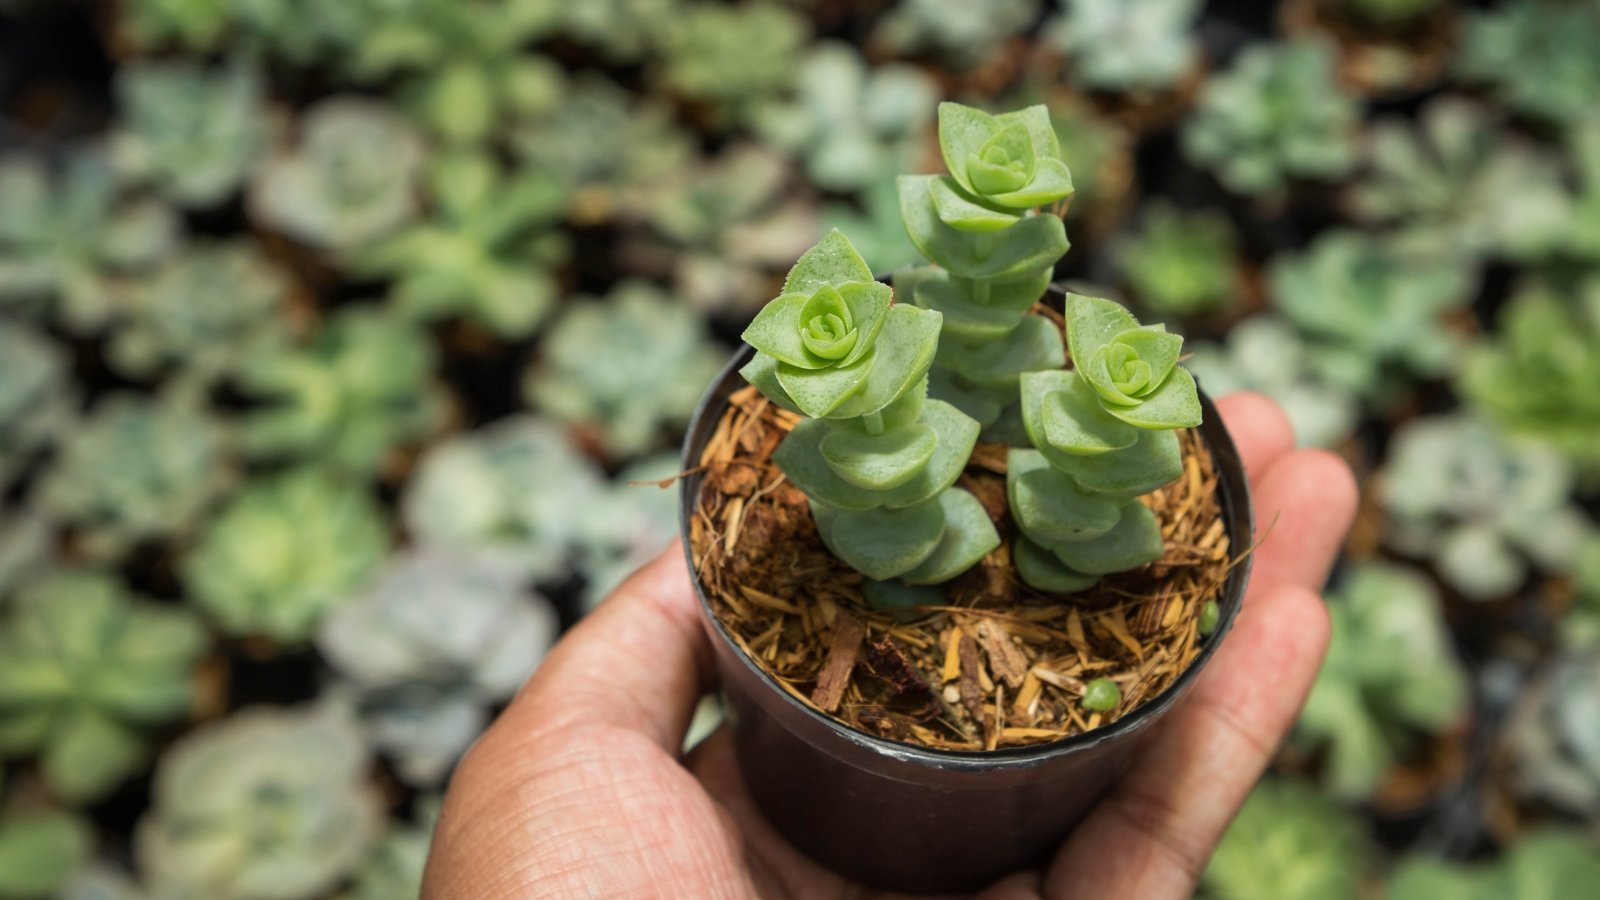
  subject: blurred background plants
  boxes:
[0,0,1597,896]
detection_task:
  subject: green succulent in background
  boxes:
[107,240,289,386]
[1561,118,1600,264]
[1185,317,1359,449]
[577,454,681,610]
[550,0,682,62]
[754,42,938,193]
[235,307,445,475]
[401,416,605,582]
[226,0,381,71]
[0,571,207,804]
[120,0,230,52]
[1270,231,1473,405]
[1350,98,1572,263]
[525,281,725,457]
[0,514,53,601]
[247,97,424,252]
[1381,415,1591,601]
[0,152,179,332]
[742,230,998,586]
[1461,278,1600,480]
[1568,536,1600,649]
[1182,40,1359,199]
[872,0,1040,69]
[656,2,808,126]
[337,798,438,900]
[1334,0,1446,28]
[513,73,695,224]
[1000,85,1133,238]
[318,551,559,785]
[0,321,74,492]
[1046,0,1201,92]
[135,704,381,900]
[110,61,268,209]
[357,151,568,337]
[38,392,232,561]
[59,862,146,900]
[1115,201,1238,318]
[1295,563,1469,800]
[182,468,389,641]
[1505,649,1600,818]
[1201,776,1369,900]
[1387,830,1600,900]
[1455,0,1600,129]
[0,807,92,900]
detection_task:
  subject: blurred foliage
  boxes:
[2,0,1599,893]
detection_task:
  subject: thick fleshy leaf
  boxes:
[0,812,91,898]
[937,315,1063,388]
[1104,366,1203,430]
[927,366,1005,427]
[1008,448,1122,544]
[912,270,1048,344]
[1014,535,1099,593]
[828,305,941,419]
[774,399,979,510]
[900,488,1001,585]
[1041,427,1183,498]
[777,349,875,417]
[930,176,1024,233]
[862,579,944,619]
[739,353,803,414]
[783,228,875,295]
[899,175,1069,281]
[1000,104,1062,164]
[833,280,892,368]
[742,292,816,368]
[1117,327,1183,387]
[967,122,1035,195]
[43,709,144,802]
[811,497,946,580]
[1064,293,1139,372]
[1023,370,1139,456]
[990,157,1074,209]
[820,422,938,490]
[1043,501,1165,575]
[937,102,1001,196]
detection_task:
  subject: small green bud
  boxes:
[1082,677,1121,711]
[1199,600,1220,636]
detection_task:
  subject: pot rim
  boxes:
[678,295,1254,770]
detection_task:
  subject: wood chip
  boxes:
[810,613,866,712]
[976,619,1030,688]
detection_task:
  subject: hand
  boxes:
[423,393,1358,899]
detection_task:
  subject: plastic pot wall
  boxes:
[678,342,1254,894]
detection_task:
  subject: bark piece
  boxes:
[811,612,866,712]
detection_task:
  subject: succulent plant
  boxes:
[1561,117,1600,264]
[577,454,682,609]
[38,391,232,560]
[248,97,424,252]
[1115,201,1238,318]
[0,571,207,803]
[337,798,438,900]
[1386,830,1600,900]
[0,513,53,601]
[1333,0,1446,28]
[742,230,998,585]
[235,307,445,475]
[1295,563,1469,799]
[525,280,726,457]
[1455,0,1600,129]
[107,240,289,386]
[655,2,808,125]
[872,0,1040,69]
[182,468,389,641]
[753,41,938,193]
[1461,278,1600,480]
[111,61,268,209]
[135,704,381,900]
[1182,40,1360,198]
[822,178,922,276]
[1381,415,1591,601]
[897,102,1071,428]
[0,152,179,332]
[1349,98,1572,262]
[550,0,681,62]
[1045,0,1201,92]
[1504,649,1600,818]
[318,551,559,785]
[0,321,73,491]
[1184,317,1360,449]
[1011,295,1199,591]
[226,0,385,71]
[402,416,605,582]
[120,0,230,51]
[357,151,568,337]
[1201,776,1369,900]
[1269,230,1473,404]
[0,807,92,899]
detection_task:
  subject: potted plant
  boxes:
[678,101,1253,891]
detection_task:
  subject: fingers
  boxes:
[1248,449,1359,594]
[1214,392,1296,484]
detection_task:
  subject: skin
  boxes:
[424,392,1358,899]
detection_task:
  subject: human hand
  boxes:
[422,392,1358,899]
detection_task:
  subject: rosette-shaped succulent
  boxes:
[871,0,1039,69]
[0,571,207,803]
[0,806,91,899]
[0,321,73,491]
[1504,650,1600,818]
[1046,0,1201,93]
[741,230,998,585]
[1455,0,1600,129]
[656,2,808,127]
[1010,295,1198,591]
[1116,201,1239,318]
[135,705,381,900]
[111,61,268,209]
[897,102,1072,427]
[1388,830,1600,900]
[1202,777,1369,900]
[1183,316,1359,449]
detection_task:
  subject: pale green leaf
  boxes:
[1008,448,1122,544]
[1064,293,1139,371]
[900,488,1001,585]
[1014,535,1099,593]
[777,349,875,417]
[930,176,1024,233]
[1105,366,1203,430]
[741,293,814,368]
[739,353,803,414]
[811,497,945,580]
[828,305,942,419]
[774,399,978,510]
[1043,501,1165,574]
[899,175,1069,281]
[1040,427,1183,498]
[782,228,875,294]
[1024,369,1139,456]
[819,422,938,491]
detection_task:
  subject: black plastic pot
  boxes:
[678,337,1254,894]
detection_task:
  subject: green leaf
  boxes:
[899,175,1069,281]
[1041,427,1183,498]
[777,349,875,418]
[1042,501,1165,575]
[967,122,1034,195]
[833,281,892,367]
[43,708,146,803]
[0,812,91,898]
[1116,327,1184,387]
[811,497,945,580]
[937,315,1063,389]
[774,399,979,510]
[1064,293,1139,372]
[1022,370,1138,456]
[1014,535,1099,593]
[783,228,875,294]
[989,157,1074,209]
[819,422,938,491]
[1104,366,1202,430]
[828,305,942,419]
[862,579,944,620]
[927,366,1006,427]
[1001,104,1062,164]
[742,292,814,368]
[900,488,1002,585]
[911,267,1047,342]
[1008,448,1122,544]
[929,176,1024,233]
[937,102,1001,196]
[739,353,803,414]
